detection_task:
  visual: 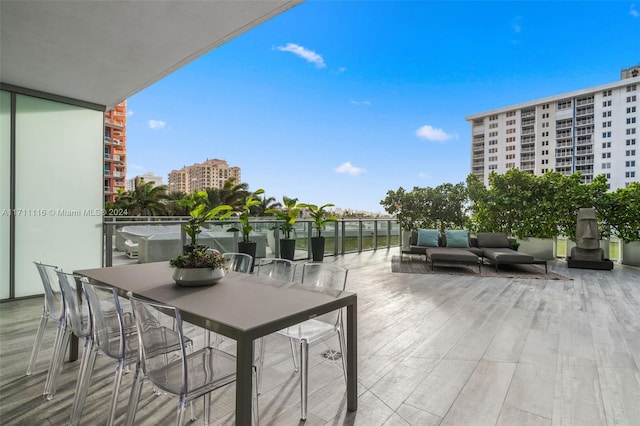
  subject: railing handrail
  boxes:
[102,217,401,267]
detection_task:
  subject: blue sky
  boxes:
[126,1,640,214]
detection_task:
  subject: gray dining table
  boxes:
[75,261,358,425]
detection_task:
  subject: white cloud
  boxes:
[276,43,326,68]
[416,125,456,142]
[350,100,371,106]
[337,67,347,73]
[511,16,523,33]
[631,4,639,17]
[148,119,166,130]
[127,110,134,116]
[335,162,365,176]
[418,172,431,179]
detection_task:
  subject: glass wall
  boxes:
[2,92,104,298]
[0,92,10,299]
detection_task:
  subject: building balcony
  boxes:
[576,107,594,116]
[576,129,594,137]
[576,97,594,106]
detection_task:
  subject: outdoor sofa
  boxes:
[404,229,483,271]
[402,229,546,273]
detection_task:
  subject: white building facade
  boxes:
[466,67,640,191]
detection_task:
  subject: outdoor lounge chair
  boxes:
[477,233,546,272]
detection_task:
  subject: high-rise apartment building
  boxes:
[466,66,640,191]
[126,172,164,191]
[104,101,127,202]
[168,159,241,194]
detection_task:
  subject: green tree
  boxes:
[116,182,169,216]
[253,195,282,216]
[380,187,422,230]
[605,182,640,242]
[218,180,250,210]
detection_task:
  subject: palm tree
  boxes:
[219,180,250,211]
[117,182,170,216]
[253,195,282,216]
[167,191,190,216]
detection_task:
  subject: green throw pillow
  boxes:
[417,229,439,247]
[445,230,469,248]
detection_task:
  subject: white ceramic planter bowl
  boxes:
[172,267,225,286]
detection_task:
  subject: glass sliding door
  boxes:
[0,91,11,299]
[13,94,103,297]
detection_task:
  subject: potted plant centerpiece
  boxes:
[169,191,233,286]
[228,189,265,270]
[299,202,338,261]
[265,196,301,260]
[170,248,227,286]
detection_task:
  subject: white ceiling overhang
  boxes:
[0,0,303,109]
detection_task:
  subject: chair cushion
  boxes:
[445,230,470,248]
[477,232,510,248]
[427,248,478,262]
[417,229,439,247]
[483,248,534,263]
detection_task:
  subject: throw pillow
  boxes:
[445,229,470,248]
[477,232,510,248]
[417,229,439,247]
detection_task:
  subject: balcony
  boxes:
[575,117,594,126]
[576,106,594,116]
[576,96,594,106]
[520,162,535,171]
[555,150,572,159]
[2,222,638,425]
[576,136,592,146]
[575,127,593,136]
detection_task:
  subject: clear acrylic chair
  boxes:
[125,296,259,426]
[27,262,66,397]
[223,252,253,273]
[254,258,297,393]
[256,258,296,282]
[272,263,348,420]
[70,279,140,426]
[44,271,92,400]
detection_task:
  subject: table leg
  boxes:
[236,335,254,426]
[346,299,358,412]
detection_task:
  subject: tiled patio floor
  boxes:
[1,249,639,425]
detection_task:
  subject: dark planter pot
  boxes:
[280,238,296,260]
[237,240,257,272]
[310,236,325,262]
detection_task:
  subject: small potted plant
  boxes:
[176,190,233,252]
[170,247,227,286]
[228,189,265,269]
[265,196,301,260]
[299,202,338,261]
